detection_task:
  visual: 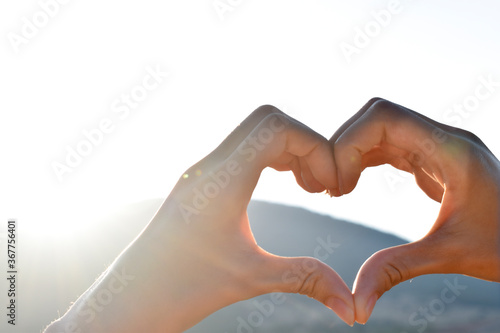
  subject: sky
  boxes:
[1,0,500,247]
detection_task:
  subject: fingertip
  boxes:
[351,244,418,324]
[354,293,377,324]
[326,187,341,197]
[352,261,377,324]
[300,138,340,194]
[333,149,361,196]
[326,297,355,327]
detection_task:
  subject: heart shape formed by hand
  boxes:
[326,98,500,324]
[43,100,499,333]
[167,100,500,330]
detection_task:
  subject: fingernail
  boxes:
[362,294,377,324]
[326,297,354,327]
[301,173,313,192]
[326,187,341,197]
[337,174,344,196]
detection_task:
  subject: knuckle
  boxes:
[251,106,290,133]
[297,272,319,296]
[366,96,387,106]
[370,250,409,293]
[451,128,490,151]
[294,257,322,296]
[461,130,483,145]
[367,98,403,120]
[252,104,283,117]
[370,98,393,110]
[382,262,405,290]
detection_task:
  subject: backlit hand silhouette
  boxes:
[330,98,500,324]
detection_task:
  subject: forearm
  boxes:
[43,231,167,332]
[43,208,248,333]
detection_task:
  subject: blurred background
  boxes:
[1,0,500,332]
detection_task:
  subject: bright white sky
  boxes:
[1,0,500,242]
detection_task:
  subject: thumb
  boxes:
[352,237,444,324]
[260,254,355,326]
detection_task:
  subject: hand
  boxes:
[158,105,354,330]
[329,98,500,324]
[45,105,355,333]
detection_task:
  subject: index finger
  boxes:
[226,109,339,200]
[171,106,339,221]
[330,98,454,195]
